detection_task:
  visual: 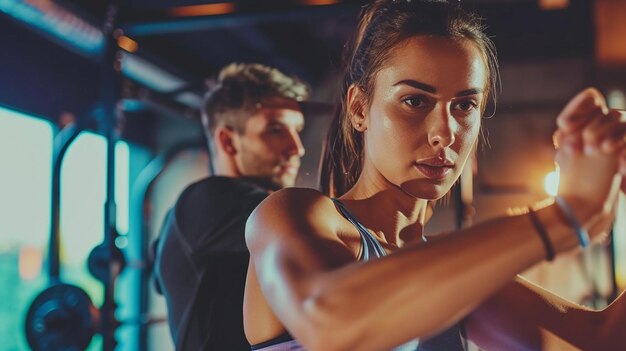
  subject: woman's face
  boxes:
[361,35,486,199]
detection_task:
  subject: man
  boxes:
[153,63,309,350]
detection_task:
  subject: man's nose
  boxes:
[286,130,305,158]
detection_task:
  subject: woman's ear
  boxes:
[347,84,368,132]
[214,126,238,156]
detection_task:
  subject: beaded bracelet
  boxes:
[527,208,555,261]
[555,196,590,248]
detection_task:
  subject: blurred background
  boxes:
[1,0,625,350]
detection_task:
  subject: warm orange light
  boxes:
[170,3,236,17]
[539,0,569,10]
[595,0,626,66]
[117,35,138,53]
[19,246,43,281]
[301,0,339,5]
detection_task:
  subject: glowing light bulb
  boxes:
[544,169,560,196]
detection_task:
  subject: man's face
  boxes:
[233,98,305,190]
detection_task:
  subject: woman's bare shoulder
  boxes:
[245,187,341,244]
[256,187,336,215]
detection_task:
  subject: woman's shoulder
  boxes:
[246,187,340,240]
[256,187,335,219]
[269,186,330,203]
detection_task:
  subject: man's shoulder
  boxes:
[186,176,267,196]
[179,176,268,206]
[165,177,270,253]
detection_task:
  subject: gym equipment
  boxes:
[25,284,98,351]
[25,2,125,350]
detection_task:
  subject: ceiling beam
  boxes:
[120,2,361,37]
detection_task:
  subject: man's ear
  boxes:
[214,125,238,156]
[347,84,368,132]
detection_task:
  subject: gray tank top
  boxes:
[250,199,466,351]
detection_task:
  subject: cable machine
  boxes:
[24,3,126,350]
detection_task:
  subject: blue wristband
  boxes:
[555,196,590,248]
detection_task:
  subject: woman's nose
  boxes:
[427,108,456,148]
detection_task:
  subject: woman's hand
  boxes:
[554,88,626,192]
[552,88,623,240]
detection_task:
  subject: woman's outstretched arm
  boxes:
[246,190,564,351]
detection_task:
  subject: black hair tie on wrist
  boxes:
[528,208,555,261]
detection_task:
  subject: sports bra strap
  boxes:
[331,198,386,260]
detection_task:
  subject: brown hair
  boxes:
[319,0,499,197]
[202,63,310,136]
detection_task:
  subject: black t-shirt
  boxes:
[154,176,269,351]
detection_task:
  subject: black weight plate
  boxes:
[88,243,126,283]
[25,284,97,351]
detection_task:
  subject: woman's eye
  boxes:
[455,100,478,112]
[403,96,427,107]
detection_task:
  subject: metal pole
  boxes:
[48,124,80,283]
[99,3,123,350]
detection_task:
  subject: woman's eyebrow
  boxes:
[456,88,483,97]
[393,79,436,93]
[393,80,483,97]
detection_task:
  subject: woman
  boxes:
[243,1,626,350]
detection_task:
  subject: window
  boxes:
[0,106,143,350]
[0,106,52,351]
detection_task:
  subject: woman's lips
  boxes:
[414,157,454,180]
[414,164,453,180]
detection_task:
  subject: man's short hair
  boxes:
[202,63,310,135]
